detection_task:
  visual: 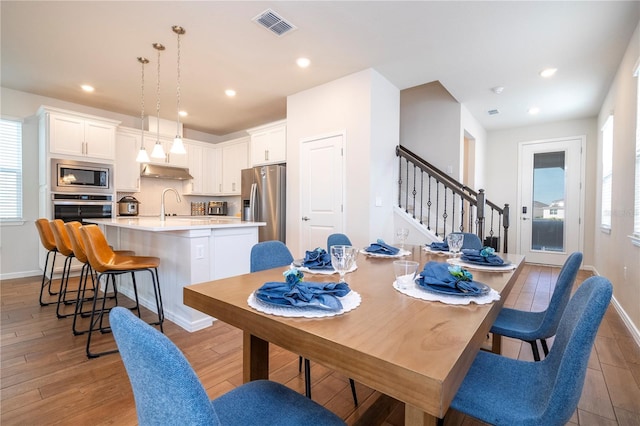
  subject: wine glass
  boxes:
[396,228,409,249]
[330,245,358,283]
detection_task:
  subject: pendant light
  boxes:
[170,25,186,154]
[135,57,151,163]
[150,42,166,159]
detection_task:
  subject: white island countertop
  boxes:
[88,216,266,232]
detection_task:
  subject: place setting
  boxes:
[392,260,500,305]
[292,247,358,275]
[447,246,517,271]
[359,229,411,258]
[248,246,361,318]
[423,233,463,256]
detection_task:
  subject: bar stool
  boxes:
[64,221,135,335]
[49,219,79,319]
[79,224,164,358]
[35,218,59,306]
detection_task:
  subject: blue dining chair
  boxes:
[446,232,483,250]
[250,241,294,273]
[327,233,352,252]
[491,252,583,361]
[449,276,612,425]
[109,307,346,426]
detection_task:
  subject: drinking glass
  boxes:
[446,233,464,256]
[330,245,358,283]
[393,260,419,290]
[396,228,409,249]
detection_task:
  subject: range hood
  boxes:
[140,163,193,180]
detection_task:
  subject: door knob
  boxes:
[302,216,310,221]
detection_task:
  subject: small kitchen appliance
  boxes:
[118,196,140,216]
[207,201,227,216]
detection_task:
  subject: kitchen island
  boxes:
[88,217,265,331]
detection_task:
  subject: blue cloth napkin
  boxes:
[416,261,483,295]
[365,239,400,255]
[255,281,351,310]
[429,241,449,251]
[303,248,334,270]
[460,248,505,265]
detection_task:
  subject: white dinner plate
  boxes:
[359,248,411,258]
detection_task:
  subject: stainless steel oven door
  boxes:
[52,194,113,223]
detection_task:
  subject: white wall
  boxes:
[460,104,487,189]
[594,22,640,334]
[400,81,461,176]
[484,118,598,260]
[286,69,399,257]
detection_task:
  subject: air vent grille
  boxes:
[253,9,297,36]
[488,109,500,115]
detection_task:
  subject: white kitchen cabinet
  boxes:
[143,134,189,167]
[115,129,141,192]
[39,107,119,161]
[248,120,286,166]
[183,142,221,195]
[204,146,222,194]
[183,142,204,194]
[221,139,248,194]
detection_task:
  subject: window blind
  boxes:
[634,60,640,236]
[601,115,613,229]
[0,119,23,220]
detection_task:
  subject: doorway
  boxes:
[518,137,585,265]
[299,132,345,251]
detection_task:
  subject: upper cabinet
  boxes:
[221,138,249,194]
[38,106,120,161]
[247,120,286,166]
[115,128,141,192]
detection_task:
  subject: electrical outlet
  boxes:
[196,244,204,259]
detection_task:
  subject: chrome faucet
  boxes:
[160,188,181,221]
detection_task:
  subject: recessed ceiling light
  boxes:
[179,111,188,117]
[225,89,236,97]
[296,57,311,68]
[539,68,557,78]
[81,84,95,92]
[528,107,540,115]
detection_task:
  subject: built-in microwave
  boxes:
[51,158,113,194]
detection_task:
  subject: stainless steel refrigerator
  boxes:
[241,164,286,242]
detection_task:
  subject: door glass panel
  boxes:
[532,151,565,252]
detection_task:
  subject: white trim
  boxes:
[0,270,42,280]
[611,296,640,348]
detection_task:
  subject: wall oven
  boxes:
[51,158,112,194]
[52,194,113,223]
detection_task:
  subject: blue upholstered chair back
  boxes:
[110,307,221,425]
[537,252,583,338]
[447,232,483,250]
[539,276,612,421]
[327,233,352,253]
[250,241,294,273]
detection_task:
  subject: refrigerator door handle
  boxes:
[250,183,258,221]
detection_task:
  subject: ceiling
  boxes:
[2,1,638,136]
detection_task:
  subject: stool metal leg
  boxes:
[39,249,59,306]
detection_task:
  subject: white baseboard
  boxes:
[0,270,41,280]
[591,266,640,348]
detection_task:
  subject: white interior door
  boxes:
[300,133,344,251]
[518,137,585,265]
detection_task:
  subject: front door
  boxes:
[300,133,344,251]
[518,137,585,265]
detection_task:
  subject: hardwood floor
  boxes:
[2,264,640,425]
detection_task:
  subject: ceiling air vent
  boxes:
[488,109,500,115]
[252,9,297,37]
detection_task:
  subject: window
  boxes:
[633,60,640,242]
[0,118,23,221]
[601,115,613,230]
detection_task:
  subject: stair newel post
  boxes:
[397,146,402,208]
[477,189,486,244]
[502,203,510,253]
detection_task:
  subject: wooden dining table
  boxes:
[184,245,525,425]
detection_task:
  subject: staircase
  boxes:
[396,145,510,253]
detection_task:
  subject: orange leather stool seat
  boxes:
[79,224,164,358]
[35,218,59,306]
[64,221,135,335]
[49,219,79,319]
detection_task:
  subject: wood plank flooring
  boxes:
[2,264,639,425]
